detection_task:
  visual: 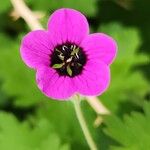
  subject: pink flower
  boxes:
[20,8,117,100]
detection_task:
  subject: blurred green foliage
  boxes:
[105,101,150,150]
[0,0,150,150]
[0,112,70,150]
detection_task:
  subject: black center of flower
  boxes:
[50,43,87,77]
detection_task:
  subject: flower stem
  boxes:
[73,95,98,150]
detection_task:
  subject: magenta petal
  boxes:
[47,8,89,45]
[80,33,117,65]
[36,66,76,100]
[73,60,110,96]
[20,30,54,69]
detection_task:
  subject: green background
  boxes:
[0,0,150,149]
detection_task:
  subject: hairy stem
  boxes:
[73,95,98,150]
[86,96,110,115]
[10,0,43,30]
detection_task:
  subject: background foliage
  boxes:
[0,0,150,149]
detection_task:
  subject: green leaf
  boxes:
[35,101,89,149]
[0,0,10,14]
[0,112,70,150]
[104,101,150,150]
[52,63,64,69]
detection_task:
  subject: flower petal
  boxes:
[80,33,117,65]
[73,60,110,96]
[36,66,76,100]
[20,30,54,69]
[48,8,89,46]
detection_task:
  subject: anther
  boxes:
[76,53,79,59]
[71,45,76,50]
[58,53,64,60]
[66,57,72,63]
[62,45,68,51]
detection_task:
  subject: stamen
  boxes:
[71,44,76,50]
[67,64,72,76]
[71,45,74,49]
[50,43,87,77]
[76,53,79,59]
[62,45,68,51]
[77,63,82,66]
[52,63,65,69]
[55,48,61,53]
[71,47,79,56]
[58,53,64,60]
[66,57,72,63]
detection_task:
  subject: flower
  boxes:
[20,8,117,100]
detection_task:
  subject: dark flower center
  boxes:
[50,43,87,77]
